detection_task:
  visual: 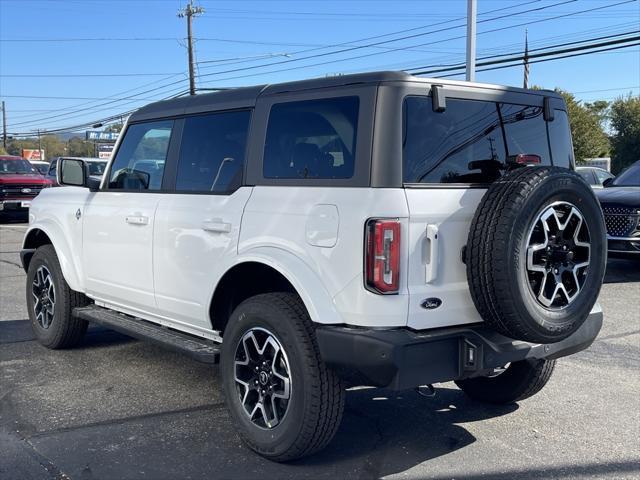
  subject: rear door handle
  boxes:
[125,215,149,225]
[425,224,439,284]
[202,219,232,233]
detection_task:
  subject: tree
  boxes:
[556,90,610,164]
[609,95,640,174]
[67,137,94,157]
[105,123,123,133]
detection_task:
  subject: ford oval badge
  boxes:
[421,298,442,310]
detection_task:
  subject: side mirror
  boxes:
[602,177,613,187]
[57,158,101,191]
[58,158,86,187]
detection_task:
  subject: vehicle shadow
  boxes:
[603,257,640,284]
[291,386,518,478]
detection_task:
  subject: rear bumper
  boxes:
[316,310,603,391]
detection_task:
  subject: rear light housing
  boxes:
[509,153,542,165]
[365,218,401,294]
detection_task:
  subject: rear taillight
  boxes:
[365,219,401,294]
[511,153,541,165]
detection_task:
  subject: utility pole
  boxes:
[37,129,42,159]
[1,101,7,150]
[465,0,477,82]
[178,0,205,96]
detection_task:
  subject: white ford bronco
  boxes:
[22,71,606,461]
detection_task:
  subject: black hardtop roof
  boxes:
[129,70,561,122]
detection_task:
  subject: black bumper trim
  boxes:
[316,311,603,391]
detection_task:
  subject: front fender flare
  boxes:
[23,222,83,292]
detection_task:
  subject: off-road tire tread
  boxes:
[455,358,556,404]
[228,293,344,462]
[467,167,590,342]
[28,245,89,349]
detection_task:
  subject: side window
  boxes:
[594,169,613,184]
[403,97,506,184]
[577,169,597,185]
[547,109,574,168]
[175,110,251,193]
[500,103,551,165]
[263,97,359,179]
[108,120,173,190]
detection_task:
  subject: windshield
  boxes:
[88,161,107,175]
[0,158,38,174]
[611,162,640,187]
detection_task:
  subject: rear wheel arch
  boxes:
[209,262,298,335]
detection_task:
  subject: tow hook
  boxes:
[416,384,436,398]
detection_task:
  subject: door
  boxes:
[83,119,174,314]
[153,110,252,329]
[402,94,555,330]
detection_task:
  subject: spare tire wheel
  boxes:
[466,166,606,344]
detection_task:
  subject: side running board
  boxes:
[73,305,220,364]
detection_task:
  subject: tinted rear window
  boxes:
[403,97,506,184]
[403,96,568,184]
[263,97,359,179]
[175,110,250,193]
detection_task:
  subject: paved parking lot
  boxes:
[1,221,639,480]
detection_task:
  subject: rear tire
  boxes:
[26,245,89,349]
[220,292,344,462]
[455,358,556,404]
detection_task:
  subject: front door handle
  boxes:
[125,215,149,225]
[202,219,232,233]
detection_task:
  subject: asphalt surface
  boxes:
[1,220,639,480]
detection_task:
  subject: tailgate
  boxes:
[404,187,485,330]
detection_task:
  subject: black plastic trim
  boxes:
[315,310,603,390]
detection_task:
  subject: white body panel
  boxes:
[82,192,160,312]
[404,188,485,329]
[239,186,410,327]
[153,187,253,329]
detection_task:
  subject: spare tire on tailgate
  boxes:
[466,166,606,344]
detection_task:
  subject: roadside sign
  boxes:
[22,149,45,161]
[85,131,119,141]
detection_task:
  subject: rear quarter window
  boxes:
[263,97,359,179]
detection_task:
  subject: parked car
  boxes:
[0,156,52,221]
[21,71,606,461]
[576,165,614,188]
[596,160,640,256]
[47,157,107,186]
[29,160,50,175]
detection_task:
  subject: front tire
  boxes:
[26,245,89,349]
[220,292,344,462]
[455,358,556,404]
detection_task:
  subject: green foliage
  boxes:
[555,89,610,164]
[609,95,640,174]
[67,137,95,157]
[105,123,123,133]
[0,146,7,155]
[5,135,66,159]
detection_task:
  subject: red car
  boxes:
[0,156,52,220]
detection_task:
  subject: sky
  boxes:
[0,0,638,136]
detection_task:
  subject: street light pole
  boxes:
[466,0,477,82]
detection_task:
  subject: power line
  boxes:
[433,41,640,78]
[194,0,578,81]
[0,72,183,78]
[407,30,640,73]
[195,0,636,86]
